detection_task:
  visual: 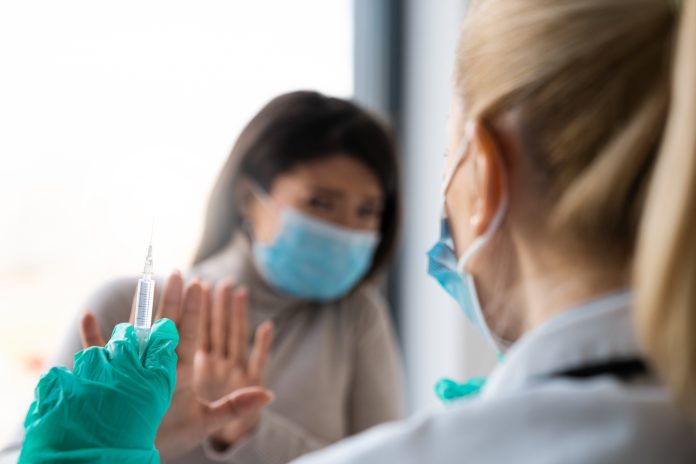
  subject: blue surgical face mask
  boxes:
[427,123,510,352]
[253,206,380,302]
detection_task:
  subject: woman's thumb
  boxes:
[203,387,274,433]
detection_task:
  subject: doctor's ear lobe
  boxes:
[470,211,482,227]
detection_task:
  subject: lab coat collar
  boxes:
[482,290,639,398]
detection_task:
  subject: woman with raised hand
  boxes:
[3,91,403,464]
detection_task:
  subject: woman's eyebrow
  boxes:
[310,186,345,198]
[361,196,385,205]
[309,186,384,203]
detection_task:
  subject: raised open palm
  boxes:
[79,272,274,460]
[194,280,274,447]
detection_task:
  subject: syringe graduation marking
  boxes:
[135,279,155,328]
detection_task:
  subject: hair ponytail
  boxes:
[635,0,696,418]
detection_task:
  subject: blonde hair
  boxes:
[455,0,695,417]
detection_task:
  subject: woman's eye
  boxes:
[307,197,333,211]
[358,206,382,219]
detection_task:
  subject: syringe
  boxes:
[134,239,155,357]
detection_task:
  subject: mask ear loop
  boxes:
[240,180,278,242]
[448,124,512,353]
[439,122,474,243]
[459,192,512,354]
[453,121,509,273]
[441,120,509,271]
[441,122,475,197]
[457,183,511,352]
[456,189,509,274]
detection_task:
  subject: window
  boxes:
[0,0,352,442]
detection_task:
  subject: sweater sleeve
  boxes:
[201,408,332,464]
[0,277,137,461]
[200,287,405,464]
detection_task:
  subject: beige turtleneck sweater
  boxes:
[1,235,404,464]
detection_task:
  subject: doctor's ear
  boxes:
[469,121,507,236]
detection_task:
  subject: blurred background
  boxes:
[0,0,496,445]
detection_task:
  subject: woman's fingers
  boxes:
[177,280,203,369]
[248,321,274,385]
[203,387,273,434]
[198,283,213,353]
[155,271,184,322]
[211,280,233,356]
[79,310,107,348]
[228,287,249,364]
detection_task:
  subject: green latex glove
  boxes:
[434,355,502,404]
[19,319,179,464]
[434,376,487,404]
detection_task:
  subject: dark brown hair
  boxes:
[192,91,401,283]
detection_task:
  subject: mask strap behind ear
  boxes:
[456,188,509,273]
[245,180,281,215]
[442,122,476,196]
[240,179,280,244]
[455,126,509,273]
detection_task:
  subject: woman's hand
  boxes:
[194,280,275,448]
[80,272,274,460]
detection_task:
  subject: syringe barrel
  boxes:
[134,277,155,331]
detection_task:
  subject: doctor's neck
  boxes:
[513,232,630,332]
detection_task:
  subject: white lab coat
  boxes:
[292,292,696,464]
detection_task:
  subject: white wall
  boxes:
[399,0,499,413]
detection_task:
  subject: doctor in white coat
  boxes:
[293,0,696,462]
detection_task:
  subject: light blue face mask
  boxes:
[427,124,510,353]
[253,207,380,302]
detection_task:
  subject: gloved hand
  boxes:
[19,318,179,464]
[78,272,275,460]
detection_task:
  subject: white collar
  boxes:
[482,290,640,398]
